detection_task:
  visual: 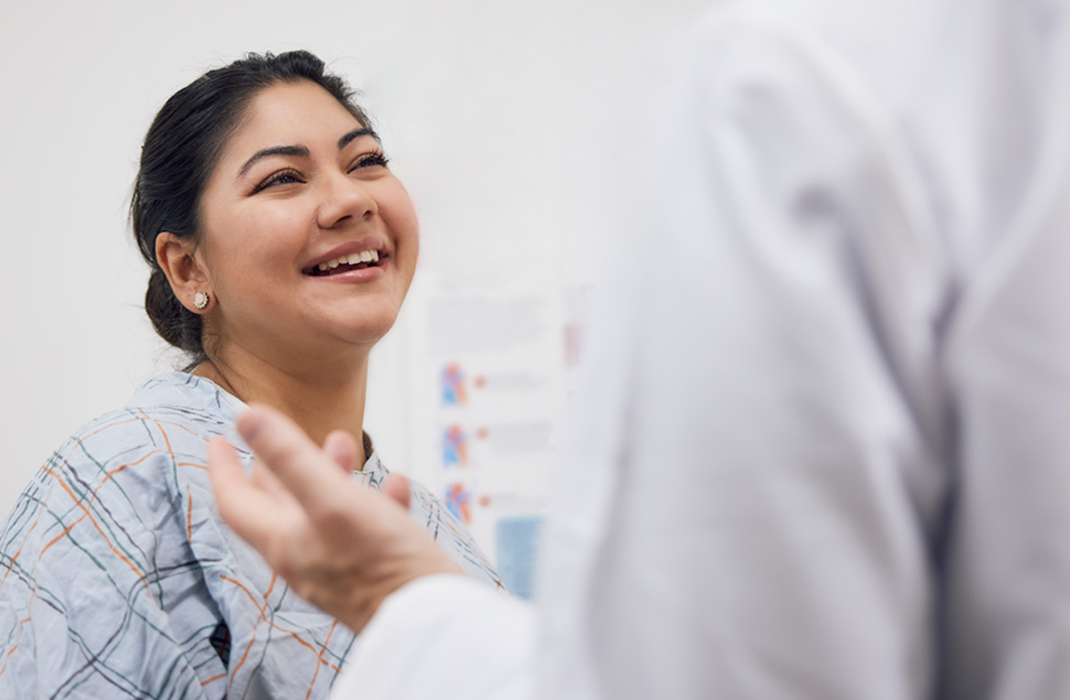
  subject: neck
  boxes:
[193,343,369,468]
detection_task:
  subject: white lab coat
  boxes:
[335,0,1070,697]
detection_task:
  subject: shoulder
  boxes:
[125,371,243,443]
[0,379,229,655]
[1,373,241,566]
[48,373,239,487]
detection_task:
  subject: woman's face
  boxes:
[195,80,419,364]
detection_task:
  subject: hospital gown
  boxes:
[0,372,502,699]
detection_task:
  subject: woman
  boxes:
[0,50,501,699]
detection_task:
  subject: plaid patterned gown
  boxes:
[0,373,502,699]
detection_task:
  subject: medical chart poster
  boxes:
[404,277,562,594]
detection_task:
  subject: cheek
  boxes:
[386,191,420,258]
[208,206,309,285]
[404,213,420,262]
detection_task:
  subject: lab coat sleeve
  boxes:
[330,575,535,700]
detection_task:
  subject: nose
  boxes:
[316,170,377,229]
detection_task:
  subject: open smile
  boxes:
[303,248,388,277]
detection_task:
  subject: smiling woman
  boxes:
[0,51,500,699]
[152,77,420,446]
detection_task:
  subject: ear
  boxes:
[156,232,213,313]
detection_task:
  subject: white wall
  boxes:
[0,0,712,517]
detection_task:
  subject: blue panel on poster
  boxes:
[495,516,543,601]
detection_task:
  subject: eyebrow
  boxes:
[238,145,310,177]
[237,128,381,178]
[338,127,380,150]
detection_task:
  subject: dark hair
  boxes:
[131,50,371,365]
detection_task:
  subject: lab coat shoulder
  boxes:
[656,0,952,449]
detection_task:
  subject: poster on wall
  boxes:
[405,279,563,598]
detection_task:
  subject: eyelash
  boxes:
[350,151,390,171]
[252,151,390,193]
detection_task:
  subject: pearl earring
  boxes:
[194,292,210,310]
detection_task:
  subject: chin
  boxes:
[338,313,401,348]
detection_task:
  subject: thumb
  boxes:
[323,429,360,474]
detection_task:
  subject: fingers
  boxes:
[381,474,411,510]
[235,404,357,513]
[250,457,290,500]
[323,429,359,473]
[207,437,282,551]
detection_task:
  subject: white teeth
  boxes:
[314,249,381,272]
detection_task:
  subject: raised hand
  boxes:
[208,404,461,633]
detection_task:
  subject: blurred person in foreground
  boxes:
[209,0,1070,697]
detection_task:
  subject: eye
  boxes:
[349,151,390,172]
[253,168,305,193]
